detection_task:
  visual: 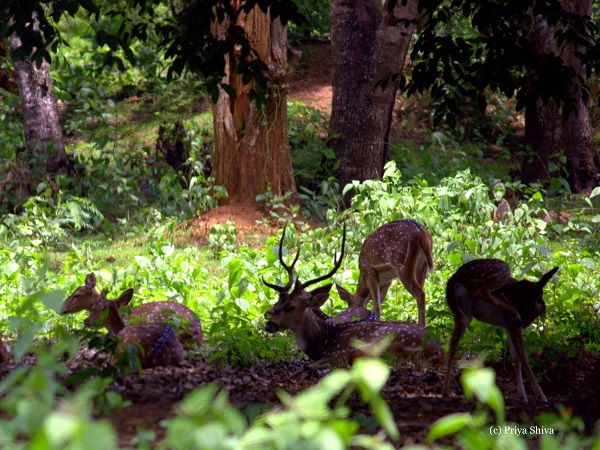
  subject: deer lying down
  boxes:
[86,291,183,369]
[263,224,445,368]
[61,273,203,344]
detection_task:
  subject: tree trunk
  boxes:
[559,0,597,193]
[212,6,297,205]
[521,0,597,193]
[10,29,69,178]
[522,94,561,185]
[329,0,418,193]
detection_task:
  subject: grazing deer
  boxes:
[441,259,558,402]
[61,273,203,344]
[86,291,183,369]
[335,220,433,325]
[263,225,445,368]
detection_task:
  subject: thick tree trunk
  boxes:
[212,7,297,205]
[10,31,68,178]
[521,0,597,192]
[329,0,418,192]
[522,95,561,185]
[559,0,597,193]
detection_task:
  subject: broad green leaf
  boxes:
[427,413,473,442]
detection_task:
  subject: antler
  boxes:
[296,223,346,292]
[262,223,301,293]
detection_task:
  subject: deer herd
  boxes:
[53,219,558,403]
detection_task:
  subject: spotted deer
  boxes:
[85,290,183,369]
[311,304,377,324]
[442,259,558,402]
[263,224,445,367]
[335,220,433,325]
[61,273,203,344]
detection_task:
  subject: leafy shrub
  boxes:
[209,221,238,255]
[427,363,600,450]
[288,101,338,194]
[159,358,398,450]
[1,187,104,247]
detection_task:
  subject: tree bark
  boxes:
[522,14,561,185]
[521,0,597,192]
[212,6,297,205]
[10,28,68,178]
[329,0,418,193]
[559,0,596,193]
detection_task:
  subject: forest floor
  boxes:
[85,348,597,448]
[3,41,598,448]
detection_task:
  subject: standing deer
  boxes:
[85,291,184,369]
[441,259,558,402]
[335,220,433,325]
[263,225,445,367]
[61,273,203,344]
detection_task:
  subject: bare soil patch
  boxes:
[289,41,333,112]
[176,203,277,247]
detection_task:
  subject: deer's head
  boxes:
[61,273,100,314]
[263,224,346,333]
[492,266,558,326]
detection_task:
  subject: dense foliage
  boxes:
[410,0,598,125]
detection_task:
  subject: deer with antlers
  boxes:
[335,220,433,325]
[263,224,445,368]
[61,273,203,344]
[441,258,558,402]
[85,290,183,369]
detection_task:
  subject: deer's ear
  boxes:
[85,273,96,289]
[307,284,332,308]
[538,267,558,288]
[336,283,352,303]
[115,289,134,308]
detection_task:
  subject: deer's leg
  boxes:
[506,324,547,402]
[506,330,527,402]
[366,276,382,319]
[399,272,427,327]
[442,313,471,396]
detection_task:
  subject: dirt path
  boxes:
[289,41,333,112]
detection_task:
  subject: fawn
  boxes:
[442,258,558,402]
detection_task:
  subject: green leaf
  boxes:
[235,298,249,312]
[353,359,389,394]
[427,413,473,442]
